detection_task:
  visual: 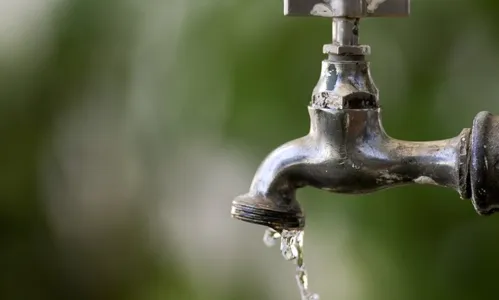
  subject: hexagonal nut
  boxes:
[311,91,378,110]
[323,44,371,56]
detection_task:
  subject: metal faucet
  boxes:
[230,0,499,231]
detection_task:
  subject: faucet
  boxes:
[230,0,499,231]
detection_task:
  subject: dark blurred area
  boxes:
[3,0,499,299]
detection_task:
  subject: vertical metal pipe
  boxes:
[332,18,360,46]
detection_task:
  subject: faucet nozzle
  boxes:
[231,193,305,231]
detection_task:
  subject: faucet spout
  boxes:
[231,106,472,230]
[231,134,319,231]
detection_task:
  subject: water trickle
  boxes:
[263,228,320,300]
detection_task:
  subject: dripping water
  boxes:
[263,228,320,300]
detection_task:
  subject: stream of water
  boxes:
[263,228,320,300]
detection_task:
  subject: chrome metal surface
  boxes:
[231,105,471,230]
[332,18,359,46]
[324,18,371,55]
[311,57,378,109]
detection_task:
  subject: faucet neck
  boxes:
[332,18,360,46]
[323,17,371,57]
[308,107,382,143]
[311,58,379,110]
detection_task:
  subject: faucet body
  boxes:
[251,108,469,196]
[230,0,499,231]
[232,56,470,231]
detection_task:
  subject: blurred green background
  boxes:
[3,0,499,299]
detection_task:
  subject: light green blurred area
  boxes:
[3,0,499,299]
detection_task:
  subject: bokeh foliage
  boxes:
[3,0,499,299]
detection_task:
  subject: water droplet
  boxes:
[263,228,281,247]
